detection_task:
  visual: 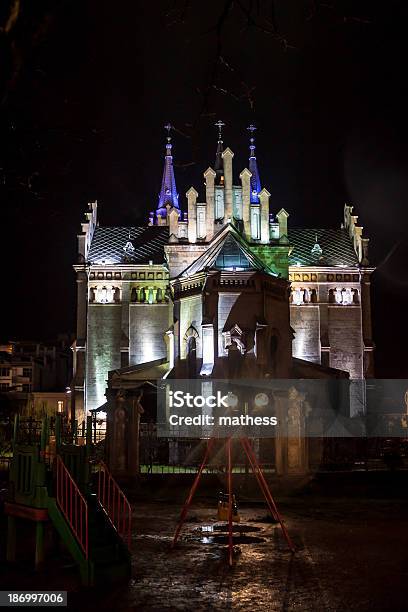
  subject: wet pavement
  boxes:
[1,497,408,611]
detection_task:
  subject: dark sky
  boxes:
[1,0,408,376]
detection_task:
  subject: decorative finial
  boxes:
[247,124,257,156]
[215,120,225,141]
[311,233,323,257]
[123,229,135,254]
[164,122,172,148]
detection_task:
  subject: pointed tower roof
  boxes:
[247,124,261,203]
[214,120,225,184]
[156,123,179,218]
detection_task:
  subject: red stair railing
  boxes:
[55,455,88,558]
[97,461,131,548]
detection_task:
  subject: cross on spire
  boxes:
[247,124,261,203]
[214,120,225,183]
[247,124,257,153]
[164,122,172,142]
[215,120,225,141]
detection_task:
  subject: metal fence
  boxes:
[139,463,276,475]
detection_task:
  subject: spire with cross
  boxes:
[214,120,225,183]
[156,122,180,219]
[247,123,261,203]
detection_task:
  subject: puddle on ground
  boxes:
[198,524,262,534]
[201,534,266,544]
[196,523,267,544]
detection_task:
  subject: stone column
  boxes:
[74,269,87,423]
[121,283,130,368]
[240,168,252,239]
[286,387,308,475]
[110,392,128,477]
[204,167,216,240]
[76,269,87,343]
[273,387,309,475]
[128,392,144,478]
[319,297,330,367]
[259,188,271,244]
[187,187,198,243]
[361,271,374,377]
[222,148,234,222]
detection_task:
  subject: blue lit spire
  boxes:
[247,124,261,203]
[156,123,180,218]
[214,120,225,184]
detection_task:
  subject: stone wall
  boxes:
[129,304,170,365]
[86,304,122,410]
[291,306,321,364]
[328,306,363,378]
[290,303,363,377]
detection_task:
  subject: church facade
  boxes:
[72,124,374,424]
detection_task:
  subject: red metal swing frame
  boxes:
[172,437,295,566]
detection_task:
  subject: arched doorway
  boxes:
[186,336,197,379]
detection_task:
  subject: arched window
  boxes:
[215,188,224,220]
[186,336,197,379]
[197,207,206,238]
[251,206,260,240]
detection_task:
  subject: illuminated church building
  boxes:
[72,124,374,423]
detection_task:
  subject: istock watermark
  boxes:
[169,390,230,408]
[157,379,408,439]
[160,380,283,438]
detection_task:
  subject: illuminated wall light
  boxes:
[254,392,269,407]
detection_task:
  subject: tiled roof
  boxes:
[87,226,169,265]
[86,225,359,268]
[288,228,359,267]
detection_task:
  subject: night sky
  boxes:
[1,1,408,376]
